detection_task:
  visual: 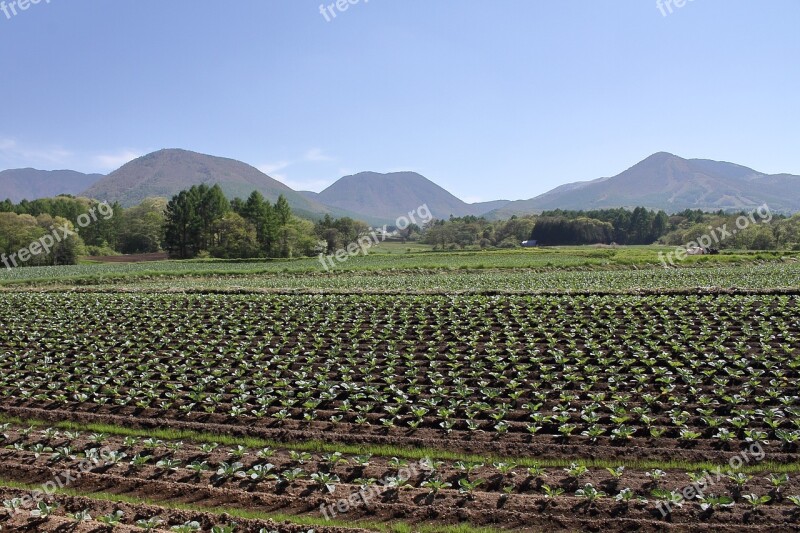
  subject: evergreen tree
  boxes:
[241,191,278,255]
[196,184,230,250]
[163,189,202,259]
[274,194,292,257]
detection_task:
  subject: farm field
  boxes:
[1,283,800,531]
[1,247,798,288]
[32,262,800,294]
[5,0,797,531]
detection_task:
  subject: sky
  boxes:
[1,0,798,203]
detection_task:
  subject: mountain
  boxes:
[315,171,509,221]
[80,149,342,219]
[487,153,800,218]
[0,169,104,202]
[12,149,793,224]
[471,200,512,214]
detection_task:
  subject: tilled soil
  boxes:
[2,428,800,532]
[0,487,369,532]
[3,403,796,468]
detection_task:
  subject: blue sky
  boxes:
[1,0,798,202]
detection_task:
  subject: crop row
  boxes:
[2,261,800,292]
[1,423,797,495]
[0,293,799,447]
[5,424,800,527]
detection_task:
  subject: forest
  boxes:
[3,194,800,268]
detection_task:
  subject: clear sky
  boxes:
[1,0,798,202]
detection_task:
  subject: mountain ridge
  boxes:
[2,150,799,221]
[486,152,800,218]
[0,168,104,203]
[81,149,313,209]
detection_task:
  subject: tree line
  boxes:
[4,191,800,267]
[422,215,536,250]
[3,187,405,264]
[1,196,163,257]
[162,184,323,259]
[535,208,670,245]
[418,208,800,250]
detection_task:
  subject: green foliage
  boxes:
[538,207,670,245]
[315,214,370,254]
[237,191,278,255]
[423,215,536,249]
[531,216,615,245]
[164,185,309,260]
[119,197,166,254]
[0,212,84,267]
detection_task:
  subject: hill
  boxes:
[0,169,104,202]
[80,149,339,219]
[487,152,800,218]
[316,171,508,220]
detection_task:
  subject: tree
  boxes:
[629,207,651,244]
[274,195,291,226]
[495,217,535,244]
[274,195,293,257]
[0,213,83,266]
[530,217,614,245]
[119,198,166,254]
[196,184,230,250]
[320,227,340,254]
[45,216,84,265]
[240,191,278,255]
[209,212,259,258]
[0,213,44,258]
[282,217,320,257]
[79,200,123,249]
[747,226,777,250]
[163,190,202,259]
[651,211,670,242]
[163,187,313,259]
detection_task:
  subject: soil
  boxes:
[85,253,169,263]
[2,423,800,532]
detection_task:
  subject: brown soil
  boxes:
[3,402,796,468]
[85,253,169,263]
[2,424,800,532]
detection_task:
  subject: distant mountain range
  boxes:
[485,152,800,218]
[0,168,103,203]
[2,150,799,222]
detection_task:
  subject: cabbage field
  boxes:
[1,253,799,531]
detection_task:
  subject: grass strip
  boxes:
[2,414,798,474]
[0,478,501,533]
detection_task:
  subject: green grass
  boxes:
[2,415,797,475]
[367,240,435,254]
[2,246,797,288]
[0,478,502,533]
